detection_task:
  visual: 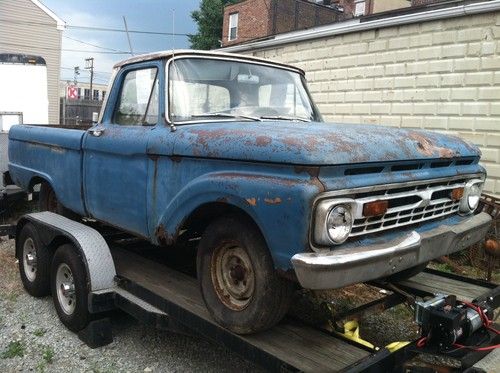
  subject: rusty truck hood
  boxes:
[173,121,480,165]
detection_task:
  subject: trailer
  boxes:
[9,212,500,372]
[0,53,47,202]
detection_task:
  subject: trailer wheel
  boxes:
[197,215,294,334]
[384,261,429,282]
[39,182,80,220]
[51,244,90,332]
[17,223,51,297]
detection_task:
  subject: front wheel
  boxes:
[51,244,91,332]
[197,215,294,334]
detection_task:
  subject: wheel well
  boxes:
[28,176,49,192]
[181,202,262,240]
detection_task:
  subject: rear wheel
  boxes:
[51,244,91,332]
[39,182,80,220]
[197,215,294,334]
[17,223,51,297]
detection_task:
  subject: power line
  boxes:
[0,17,190,37]
[61,67,111,76]
[63,35,128,54]
[0,41,146,54]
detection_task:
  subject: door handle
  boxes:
[88,127,105,137]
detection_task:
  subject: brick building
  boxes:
[222,1,500,195]
[222,0,346,47]
[221,0,414,47]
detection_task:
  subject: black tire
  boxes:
[197,214,294,334]
[384,261,429,282]
[39,182,80,220]
[17,223,51,297]
[50,244,90,332]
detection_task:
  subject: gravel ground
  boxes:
[0,238,262,373]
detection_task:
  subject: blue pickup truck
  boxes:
[9,50,491,334]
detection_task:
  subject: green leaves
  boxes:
[189,0,239,50]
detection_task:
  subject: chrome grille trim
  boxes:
[311,174,484,250]
[348,179,467,237]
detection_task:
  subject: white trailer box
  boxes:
[0,54,48,190]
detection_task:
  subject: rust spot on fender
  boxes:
[169,155,182,163]
[246,198,257,206]
[155,224,174,246]
[264,197,282,205]
[294,166,320,178]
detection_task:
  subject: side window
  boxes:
[113,67,159,125]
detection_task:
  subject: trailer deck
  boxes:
[9,213,500,372]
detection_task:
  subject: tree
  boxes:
[189,0,239,50]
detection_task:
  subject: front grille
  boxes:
[348,178,469,237]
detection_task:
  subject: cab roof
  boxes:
[113,50,305,75]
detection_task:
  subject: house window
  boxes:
[354,0,366,16]
[84,88,90,100]
[228,12,238,41]
[93,89,99,101]
[102,91,106,100]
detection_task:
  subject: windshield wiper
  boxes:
[191,113,261,121]
[260,115,310,122]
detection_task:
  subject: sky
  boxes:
[42,0,201,85]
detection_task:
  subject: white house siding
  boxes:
[0,0,63,124]
[233,11,500,194]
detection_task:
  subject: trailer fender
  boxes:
[17,212,116,292]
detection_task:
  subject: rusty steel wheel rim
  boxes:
[211,243,255,311]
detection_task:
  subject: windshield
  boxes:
[168,57,322,123]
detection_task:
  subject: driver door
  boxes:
[82,62,160,237]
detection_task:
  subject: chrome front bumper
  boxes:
[291,212,492,290]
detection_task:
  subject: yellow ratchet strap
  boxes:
[338,321,410,353]
[338,321,378,351]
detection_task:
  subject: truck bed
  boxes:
[8,124,87,215]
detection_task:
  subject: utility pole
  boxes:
[73,66,80,85]
[85,57,94,100]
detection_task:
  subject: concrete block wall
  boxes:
[248,12,500,194]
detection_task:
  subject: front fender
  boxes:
[151,170,323,270]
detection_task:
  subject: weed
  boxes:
[41,346,54,364]
[34,328,46,337]
[36,361,46,373]
[433,263,454,273]
[1,340,24,359]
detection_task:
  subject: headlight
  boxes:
[326,204,353,244]
[459,180,483,214]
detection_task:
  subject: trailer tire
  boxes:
[384,261,429,282]
[197,214,294,334]
[17,223,51,297]
[39,182,80,221]
[51,244,90,332]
